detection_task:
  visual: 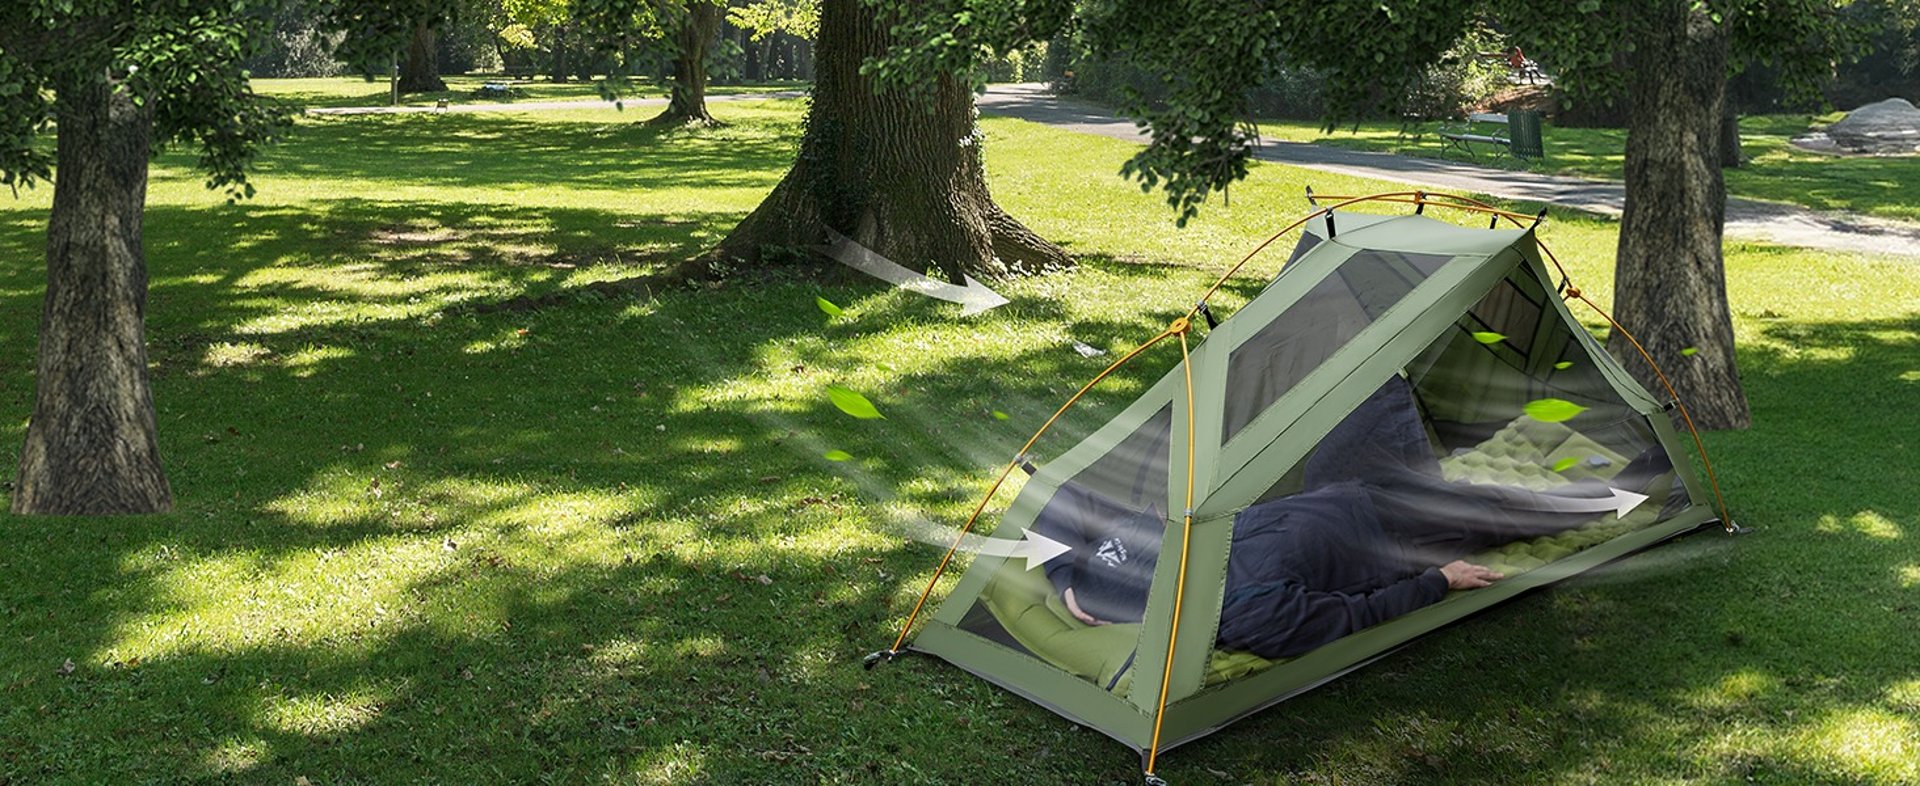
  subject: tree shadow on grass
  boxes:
[13,173,1912,782]
[0,229,1256,783]
[234,109,804,194]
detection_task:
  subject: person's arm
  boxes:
[1219,562,1504,658]
[1216,569,1450,658]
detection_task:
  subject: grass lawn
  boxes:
[1258,112,1920,223]
[2,97,1919,784]
[253,74,809,110]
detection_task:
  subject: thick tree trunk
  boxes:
[1612,0,1750,429]
[13,72,172,514]
[707,0,1070,281]
[398,20,445,93]
[650,3,721,126]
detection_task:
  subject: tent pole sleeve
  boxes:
[1145,326,1201,778]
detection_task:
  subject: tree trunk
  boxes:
[1719,109,1742,168]
[13,72,172,515]
[650,3,721,126]
[795,37,814,81]
[706,0,1070,282]
[550,24,571,83]
[743,27,764,81]
[1612,0,1750,430]
[398,19,445,93]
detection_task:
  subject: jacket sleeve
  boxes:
[1216,568,1449,659]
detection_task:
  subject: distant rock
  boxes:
[1820,98,1920,155]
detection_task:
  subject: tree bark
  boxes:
[707,0,1070,281]
[13,71,172,514]
[398,19,445,93]
[650,2,721,126]
[1612,0,1750,429]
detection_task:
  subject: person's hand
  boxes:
[1063,588,1110,626]
[1440,560,1504,590]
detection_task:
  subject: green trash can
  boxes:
[1507,110,1545,161]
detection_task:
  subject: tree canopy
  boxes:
[0,0,287,196]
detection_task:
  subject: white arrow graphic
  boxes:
[958,528,1074,571]
[1520,486,1650,519]
[818,227,1010,316]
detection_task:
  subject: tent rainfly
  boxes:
[867,191,1732,784]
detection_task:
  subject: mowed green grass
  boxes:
[1,97,1918,784]
[1258,112,1920,223]
[253,74,809,109]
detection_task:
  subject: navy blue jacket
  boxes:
[1214,483,1448,658]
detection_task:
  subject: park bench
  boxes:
[1439,112,1516,160]
[1438,110,1545,162]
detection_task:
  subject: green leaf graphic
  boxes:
[825,385,885,420]
[1552,456,1580,472]
[823,450,854,461]
[1554,360,1574,370]
[991,410,1010,420]
[1524,398,1588,423]
[1680,346,1699,357]
[816,296,844,318]
[1472,331,1507,345]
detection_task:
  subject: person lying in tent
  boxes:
[1032,375,1672,660]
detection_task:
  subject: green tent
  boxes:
[893,202,1725,776]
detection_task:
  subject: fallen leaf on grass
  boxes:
[56,659,74,676]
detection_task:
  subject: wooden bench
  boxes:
[1439,112,1516,161]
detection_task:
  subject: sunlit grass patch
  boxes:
[0,92,1915,785]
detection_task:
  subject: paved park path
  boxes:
[978,83,1920,259]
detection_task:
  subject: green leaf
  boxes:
[1524,398,1588,423]
[825,385,885,419]
[815,296,843,318]
[1680,346,1699,357]
[991,410,1010,420]
[1554,360,1574,370]
[1472,331,1506,345]
[823,450,854,462]
[1551,456,1580,472]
